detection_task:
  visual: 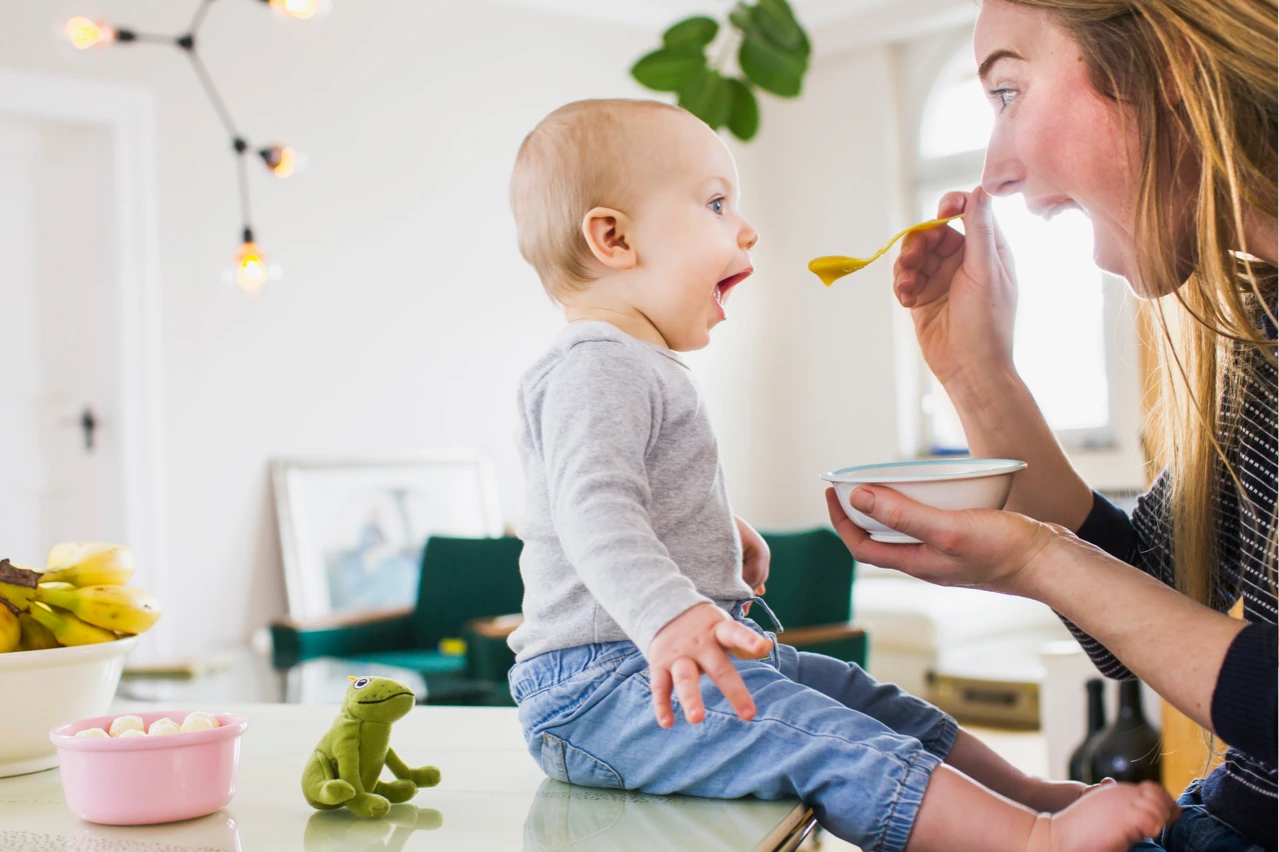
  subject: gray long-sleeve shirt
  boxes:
[509,321,753,663]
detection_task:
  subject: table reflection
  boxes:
[522,779,797,852]
[302,803,443,852]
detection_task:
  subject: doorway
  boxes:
[0,71,167,655]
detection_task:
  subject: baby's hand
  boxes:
[646,603,773,729]
[736,516,770,595]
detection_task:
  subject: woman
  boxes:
[826,0,1277,849]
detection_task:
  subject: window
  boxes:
[909,44,1119,454]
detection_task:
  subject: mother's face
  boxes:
[974,1,1151,291]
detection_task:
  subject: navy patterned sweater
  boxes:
[1071,328,1277,849]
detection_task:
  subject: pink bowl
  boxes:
[49,710,249,825]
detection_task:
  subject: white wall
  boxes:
[0,1,1145,654]
[0,0,662,654]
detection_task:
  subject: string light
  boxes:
[235,234,270,294]
[61,0,320,294]
[268,0,328,21]
[65,17,116,50]
[259,145,300,178]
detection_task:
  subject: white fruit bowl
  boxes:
[0,635,139,777]
[821,459,1028,544]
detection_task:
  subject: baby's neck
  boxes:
[563,303,670,349]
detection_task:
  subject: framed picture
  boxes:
[272,453,503,621]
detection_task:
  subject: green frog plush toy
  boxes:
[302,676,442,818]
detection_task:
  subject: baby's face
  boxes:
[625,112,758,351]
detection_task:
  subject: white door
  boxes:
[0,117,129,569]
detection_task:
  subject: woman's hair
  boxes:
[1002,0,1277,605]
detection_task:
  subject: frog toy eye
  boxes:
[349,676,371,689]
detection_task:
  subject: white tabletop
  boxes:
[0,702,811,851]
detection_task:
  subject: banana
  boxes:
[0,560,42,611]
[38,582,75,591]
[17,612,59,651]
[0,604,20,653]
[34,584,162,635]
[43,543,135,587]
[28,602,117,646]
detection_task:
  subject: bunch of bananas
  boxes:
[0,543,162,653]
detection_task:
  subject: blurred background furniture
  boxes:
[269,535,524,705]
[268,528,866,707]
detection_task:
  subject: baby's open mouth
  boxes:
[715,268,752,307]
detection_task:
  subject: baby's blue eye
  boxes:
[709,198,725,215]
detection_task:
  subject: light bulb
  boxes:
[235,241,269,294]
[269,0,326,20]
[65,16,115,50]
[259,145,301,178]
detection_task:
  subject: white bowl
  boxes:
[0,635,139,777]
[821,459,1027,544]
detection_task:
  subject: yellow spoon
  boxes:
[808,215,963,287]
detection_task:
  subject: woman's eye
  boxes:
[989,88,1016,110]
[708,198,725,215]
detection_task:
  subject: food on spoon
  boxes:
[808,215,962,286]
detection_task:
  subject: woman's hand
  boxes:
[894,187,1019,391]
[823,486,1071,599]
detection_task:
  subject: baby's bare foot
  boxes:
[1026,781,1178,852]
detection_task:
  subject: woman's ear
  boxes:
[582,207,638,271]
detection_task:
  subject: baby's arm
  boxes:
[736,516,769,595]
[539,343,767,723]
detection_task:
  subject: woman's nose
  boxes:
[981,125,1024,198]
[740,222,759,251]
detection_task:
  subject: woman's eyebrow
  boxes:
[978,49,1026,82]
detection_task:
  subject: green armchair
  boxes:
[748,528,866,667]
[270,535,525,705]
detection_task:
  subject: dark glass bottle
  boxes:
[1068,678,1107,783]
[1087,679,1162,783]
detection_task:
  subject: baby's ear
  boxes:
[581,207,637,271]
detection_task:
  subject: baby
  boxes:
[505,98,1176,851]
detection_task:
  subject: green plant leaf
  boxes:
[631,46,707,93]
[725,78,759,140]
[752,0,806,55]
[662,16,719,49]
[738,32,805,97]
[679,67,732,130]
[728,5,754,34]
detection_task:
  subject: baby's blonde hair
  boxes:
[510,98,688,299]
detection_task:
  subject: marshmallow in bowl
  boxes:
[108,715,145,737]
[117,729,148,738]
[148,718,181,736]
[180,711,219,733]
[74,727,110,739]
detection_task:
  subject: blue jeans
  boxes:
[1129,780,1266,852]
[508,611,958,851]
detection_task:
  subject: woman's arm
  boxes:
[825,487,1245,733]
[894,188,1094,528]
